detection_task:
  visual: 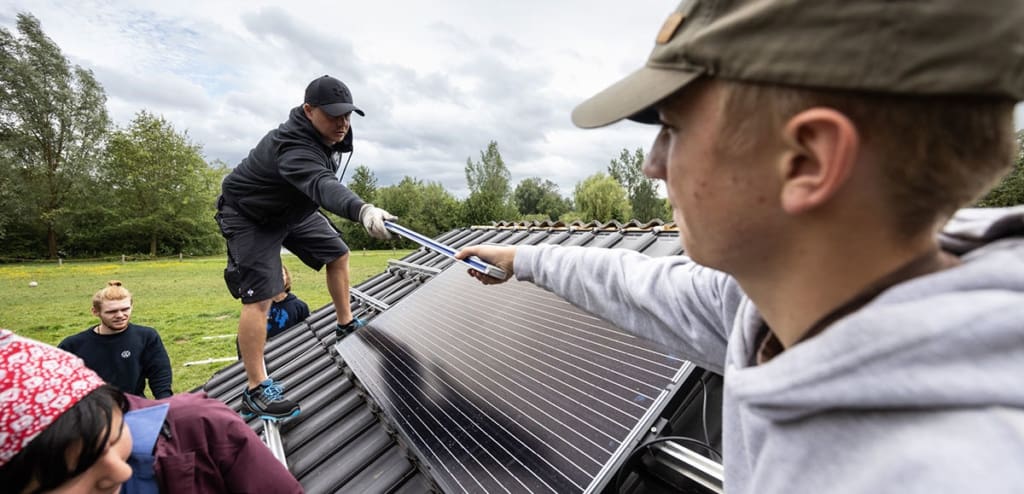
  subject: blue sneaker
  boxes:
[335,318,366,340]
[240,378,300,421]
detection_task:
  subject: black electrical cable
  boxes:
[698,374,714,456]
[614,374,722,493]
[337,151,354,183]
[614,435,722,493]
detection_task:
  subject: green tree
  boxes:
[102,111,221,256]
[514,177,571,220]
[347,164,377,203]
[463,141,517,224]
[334,175,463,250]
[559,211,585,224]
[608,147,666,221]
[377,177,461,240]
[976,129,1024,207]
[0,140,17,239]
[332,164,384,251]
[418,181,463,235]
[0,13,110,258]
[573,172,631,222]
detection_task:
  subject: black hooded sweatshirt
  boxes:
[220,106,365,225]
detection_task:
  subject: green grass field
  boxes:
[0,250,411,394]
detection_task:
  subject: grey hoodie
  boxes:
[514,206,1024,493]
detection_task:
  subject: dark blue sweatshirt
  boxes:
[58,323,173,399]
[267,293,310,339]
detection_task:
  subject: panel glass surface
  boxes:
[340,268,691,494]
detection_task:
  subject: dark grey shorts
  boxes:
[216,202,349,303]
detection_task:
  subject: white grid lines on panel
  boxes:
[389,314,610,473]
[434,274,685,370]
[401,299,649,425]
[342,339,474,494]
[360,328,557,494]
[400,302,632,440]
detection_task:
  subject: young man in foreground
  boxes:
[458,0,1024,491]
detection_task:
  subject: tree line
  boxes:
[328,140,671,251]
[0,14,671,259]
[2,13,1021,260]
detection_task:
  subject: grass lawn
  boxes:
[0,249,411,394]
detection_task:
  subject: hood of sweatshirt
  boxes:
[729,206,1024,422]
[220,107,365,224]
[277,106,353,155]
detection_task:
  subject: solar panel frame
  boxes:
[340,266,695,494]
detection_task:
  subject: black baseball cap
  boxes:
[304,75,365,117]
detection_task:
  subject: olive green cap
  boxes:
[572,0,1024,128]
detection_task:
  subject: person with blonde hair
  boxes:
[59,280,173,399]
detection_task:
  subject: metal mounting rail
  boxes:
[262,420,287,467]
[350,287,391,311]
[650,441,724,493]
[258,361,288,467]
[387,259,442,277]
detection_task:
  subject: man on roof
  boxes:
[216,75,395,421]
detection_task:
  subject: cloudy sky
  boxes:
[3,1,1023,198]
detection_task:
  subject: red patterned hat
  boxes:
[0,329,106,466]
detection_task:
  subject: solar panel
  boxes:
[339,267,694,494]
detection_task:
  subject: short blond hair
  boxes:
[91,280,132,310]
[717,80,1016,235]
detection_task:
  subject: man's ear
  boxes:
[302,103,314,119]
[778,108,860,214]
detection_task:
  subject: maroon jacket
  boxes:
[126,393,303,493]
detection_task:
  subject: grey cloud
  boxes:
[362,64,463,115]
[240,7,366,84]
[93,65,213,113]
[223,91,288,121]
[487,34,528,56]
[428,21,477,52]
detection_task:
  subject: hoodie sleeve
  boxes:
[143,329,174,399]
[294,297,310,322]
[514,244,741,373]
[277,146,365,221]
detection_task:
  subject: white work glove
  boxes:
[359,204,396,240]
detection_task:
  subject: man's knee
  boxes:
[241,299,272,315]
[327,253,350,270]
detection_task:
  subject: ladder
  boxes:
[260,361,288,467]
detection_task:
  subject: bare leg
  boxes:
[238,299,272,389]
[326,253,353,325]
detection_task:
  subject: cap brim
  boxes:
[321,102,365,117]
[571,66,702,129]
